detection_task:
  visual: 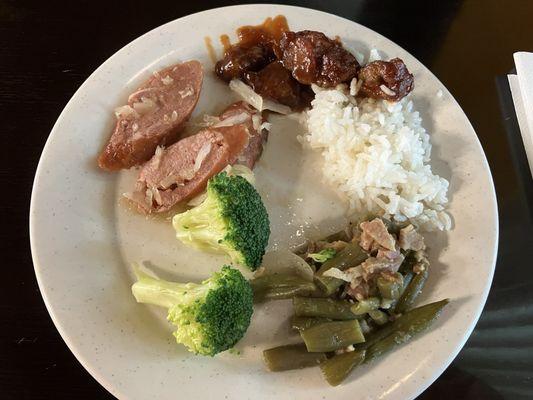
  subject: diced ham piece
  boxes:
[399,224,426,251]
[98,60,203,171]
[359,253,405,282]
[359,218,396,252]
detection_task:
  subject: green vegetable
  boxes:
[263,344,326,371]
[131,264,253,356]
[172,172,270,270]
[320,350,366,386]
[365,299,449,362]
[291,316,331,331]
[315,243,368,295]
[251,274,316,302]
[301,320,365,352]
[350,297,380,315]
[352,324,395,352]
[293,297,360,320]
[368,310,389,325]
[395,267,429,314]
[398,251,417,274]
[377,273,403,300]
[308,248,337,263]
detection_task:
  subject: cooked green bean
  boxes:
[315,243,368,295]
[291,316,331,331]
[377,273,403,300]
[352,324,394,352]
[394,267,429,313]
[293,297,360,320]
[263,344,327,371]
[320,350,366,386]
[380,298,395,310]
[398,251,417,274]
[251,274,316,302]
[365,299,449,363]
[301,320,365,352]
[401,271,414,292]
[350,297,380,315]
[368,310,389,325]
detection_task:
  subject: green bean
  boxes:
[377,273,403,300]
[315,243,368,295]
[401,271,414,292]
[380,298,395,310]
[320,350,366,386]
[352,324,395,352]
[350,297,380,315]
[394,267,429,314]
[293,297,360,320]
[365,299,449,363]
[398,251,417,274]
[263,344,327,371]
[301,320,365,352]
[368,310,389,325]
[291,316,331,331]
[251,274,316,302]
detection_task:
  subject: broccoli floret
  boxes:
[172,172,270,270]
[131,264,253,356]
[308,248,337,263]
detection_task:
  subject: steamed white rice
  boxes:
[304,82,451,231]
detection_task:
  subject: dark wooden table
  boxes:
[2,1,532,398]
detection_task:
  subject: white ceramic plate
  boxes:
[30,4,498,400]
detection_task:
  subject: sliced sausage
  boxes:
[125,126,249,213]
[98,60,203,171]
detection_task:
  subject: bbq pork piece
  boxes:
[215,43,275,82]
[357,58,414,101]
[126,102,266,213]
[279,30,359,88]
[244,61,312,110]
[98,61,203,171]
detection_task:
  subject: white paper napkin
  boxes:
[508,52,533,177]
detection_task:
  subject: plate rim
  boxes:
[29,4,499,399]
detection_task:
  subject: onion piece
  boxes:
[323,265,363,282]
[152,146,164,169]
[251,114,262,131]
[193,142,212,172]
[128,88,155,102]
[158,174,180,189]
[114,105,138,119]
[151,187,162,205]
[132,97,156,114]
[229,79,291,115]
[256,250,314,281]
[213,112,250,128]
[223,164,255,185]
[260,122,272,131]
[161,75,174,85]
